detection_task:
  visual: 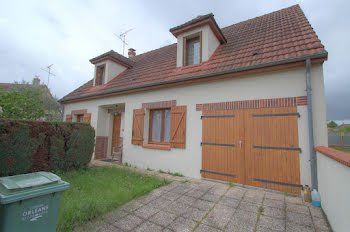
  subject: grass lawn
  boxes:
[57,166,168,232]
[335,147,350,154]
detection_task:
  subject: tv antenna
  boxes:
[41,64,56,88]
[114,28,133,56]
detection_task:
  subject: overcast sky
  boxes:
[0,0,349,120]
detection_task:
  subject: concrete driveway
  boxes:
[78,180,331,232]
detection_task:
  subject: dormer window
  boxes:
[185,34,201,65]
[95,65,105,86]
[170,13,226,67]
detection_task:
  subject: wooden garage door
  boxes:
[201,107,301,194]
[201,110,245,184]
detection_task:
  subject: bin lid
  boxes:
[0,172,61,190]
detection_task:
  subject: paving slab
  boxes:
[77,179,331,232]
[113,214,144,231]
[167,216,197,232]
[286,211,313,227]
[102,209,129,224]
[224,187,246,200]
[242,194,264,204]
[313,216,331,231]
[262,206,285,219]
[176,195,197,206]
[147,197,173,210]
[182,206,208,221]
[167,201,191,215]
[217,196,240,208]
[118,199,145,213]
[185,187,208,198]
[202,204,235,229]
[257,215,285,231]
[225,209,257,232]
[162,191,182,201]
[238,201,260,213]
[286,221,314,232]
[309,206,324,219]
[286,195,303,204]
[149,211,177,227]
[265,192,285,201]
[200,192,221,202]
[134,205,160,219]
[195,223,222,232]
[263,198,285,209]
[191,199,215,211]
[134,221,163,232]
[286,203,309,215]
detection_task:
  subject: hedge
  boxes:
[0,119,95,177]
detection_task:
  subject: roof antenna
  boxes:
[40,64,56,88]
[114,28,133,56]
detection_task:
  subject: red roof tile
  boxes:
[61,5,327,102]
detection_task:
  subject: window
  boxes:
[185,34,201,66]
[76,114,84,122]
[149,109,171,143]
[95,65,105,86]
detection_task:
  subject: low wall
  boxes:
[316,146,350,232]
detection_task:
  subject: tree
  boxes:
[0,87,46,120]
[7,80,62,121]
[327,121,338,128]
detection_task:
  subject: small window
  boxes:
[76,114,84,122]
[149,109,171,144]
[95,65,105,86]
[185,35,201,66]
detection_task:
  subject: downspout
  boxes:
[306,58,317,190]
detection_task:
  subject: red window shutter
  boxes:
[132,108,145,145]
[66,114,72,122]
[170,106,186,148]
[83,113,91,124]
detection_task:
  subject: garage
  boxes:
[201,105,302,194]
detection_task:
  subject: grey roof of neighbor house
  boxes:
[61,5,327,103]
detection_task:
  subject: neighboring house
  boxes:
[60,5,328,194]
[336,123,350,130]
[0,78,61,121]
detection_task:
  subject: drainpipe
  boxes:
[306,58,317,190]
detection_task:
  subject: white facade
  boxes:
[317,151,350,232]
[64,64,327,187]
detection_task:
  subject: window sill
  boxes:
[142,144,171,151]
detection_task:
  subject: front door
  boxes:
[111,114,121,156]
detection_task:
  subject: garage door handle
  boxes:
[239,140,242,149]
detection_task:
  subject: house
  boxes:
[60,5,328,194]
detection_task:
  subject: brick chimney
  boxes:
[33,77,40,86]
[128,48,136,58]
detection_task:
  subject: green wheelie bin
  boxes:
[0,172,70,232]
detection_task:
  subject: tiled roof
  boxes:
[169,13,214,32]
[89,50,135,67]
[61,5,327,102]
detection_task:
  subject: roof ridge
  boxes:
[221,4,300,31]
[133,5,301,59]
[130,42,177,59]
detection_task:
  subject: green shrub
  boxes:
[0,119,95,176]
